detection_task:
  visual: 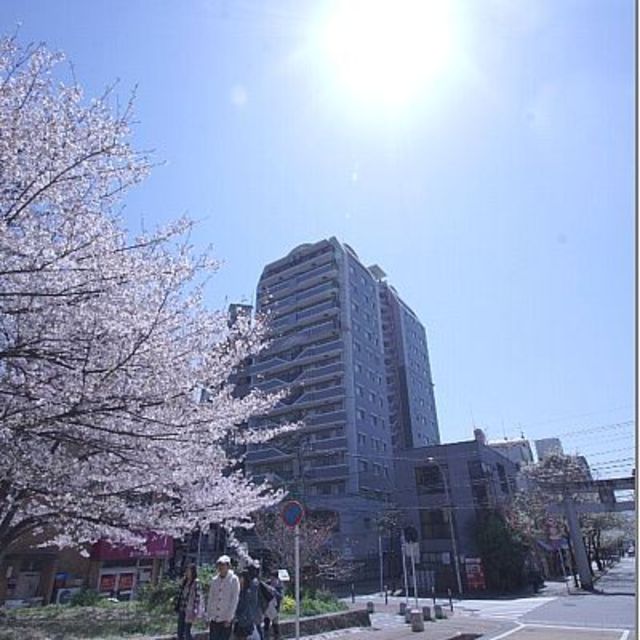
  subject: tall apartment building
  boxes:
[374,270,440,449]
[246,238,439,562]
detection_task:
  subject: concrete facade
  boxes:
[375,273,440,450]
[534,437,564,461]
[245,238,441,563]
[393,436,519,592]
[246,238,395,560]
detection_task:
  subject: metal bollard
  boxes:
[384,585,388,605]
[434,604,445,619]
[351,583,355,604]
[399,601,407,616]
[366,601,374,614]
[448,588,453,613]
[422,605,431,621]
[431,586,436,606]
[410,609,424,632]
[405,608,412,623]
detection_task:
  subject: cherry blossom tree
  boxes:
[0,35,290,558]
[253,510,337,574]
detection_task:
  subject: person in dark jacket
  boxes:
[234,572,259,640]
[262,573,283,640]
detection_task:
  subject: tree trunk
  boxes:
[594,530,603,571]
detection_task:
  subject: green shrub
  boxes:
[280,593,347,617]
[196,564,216,585]
[136,579,179,613]
[281,594,296,614]
[69,588,100,607]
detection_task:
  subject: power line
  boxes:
[517,406,634,430]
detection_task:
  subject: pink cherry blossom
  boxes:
[0,35,292,557]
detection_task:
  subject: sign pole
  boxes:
[281,499,304,640]
[378,533,384,596]
[294,523,301,640]
[401,531,409,608]
[410,545,418,609]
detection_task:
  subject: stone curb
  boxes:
[152,609,370,640]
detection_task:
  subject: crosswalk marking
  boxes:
[456,596,557,620]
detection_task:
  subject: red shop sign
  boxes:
[99,574,117,592]
[118,573,135,591]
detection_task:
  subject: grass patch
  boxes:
[0,601,206,639]
[0,587,347,638]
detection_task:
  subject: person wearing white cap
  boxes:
[207,555,240,640]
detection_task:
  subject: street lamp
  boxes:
[426,456,463,595]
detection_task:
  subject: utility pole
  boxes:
[427,457,463,595]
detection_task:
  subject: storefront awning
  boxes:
[90,533,174,561]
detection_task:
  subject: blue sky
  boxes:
[2,0,634,478]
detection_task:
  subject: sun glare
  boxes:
[318,0,455,112]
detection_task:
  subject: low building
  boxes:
[534,438,564,461]
[487,432,534,470]
[0,532,173,606]
[394,431,519,593]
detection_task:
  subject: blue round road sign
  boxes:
[281,500,304,528]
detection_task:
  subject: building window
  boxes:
[472,483,489,506]
[357,409,365,420]
[467,460,485,481]
[356,385,364,397]
[415,465,446,494]
[420,509,450,540]
[358,459,369,472]
[357,432,367,446]
[497,463,509,494]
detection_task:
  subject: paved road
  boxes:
[346,558,636,639]
[520,557,636,632]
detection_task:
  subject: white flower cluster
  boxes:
[0,36,292,555]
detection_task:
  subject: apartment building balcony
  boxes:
[304,465,350,481]
[260,249,335,287]
[253,358,343,392]
[252,335,341,375]
[260,273,339,306]
[245,446,294,464]
[271,299,339,331]
[277,385,345,409]
[263,288,337,319]
[307,410,347,426]
[308,436,348,452]
[272,306,339,334]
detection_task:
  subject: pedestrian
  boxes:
[175,563,202,640]
[234,571,260,640]
[262,573,283,640]
[207,555,240,640]
[254,567,274,640]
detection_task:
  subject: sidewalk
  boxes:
[303,610,514,640]
[338,599,515,639]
